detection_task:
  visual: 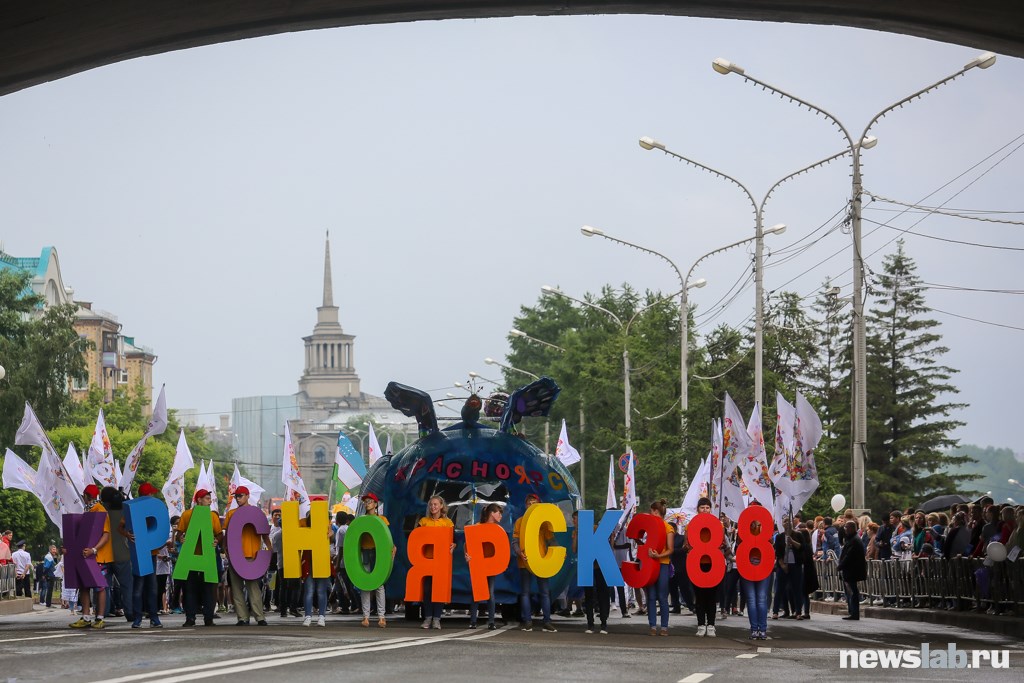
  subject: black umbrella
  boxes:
[918,493,971,514]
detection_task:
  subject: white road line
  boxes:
[460,625,514,641]
[826,630,894,646]
[0,633,87,643]
[678,675,714,683]
[735,653,758,659]
[757,646,771,653]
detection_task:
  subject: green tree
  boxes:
[863,241,971,513]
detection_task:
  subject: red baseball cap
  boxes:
[234,486,249,496]
[361,492,379,503]
[84,484,100,498]
[193,489,211,502]
[138,482,158,496]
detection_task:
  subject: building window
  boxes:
[119,368,129,384]
[314,446,327,465]
[72,372,89,391]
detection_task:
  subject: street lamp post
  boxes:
[712,50,996,511]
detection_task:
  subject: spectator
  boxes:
[837,521,866,620]
[864,523,879,561]
[513,493,557,633]
[998,506,1016,544]
[943,512,972,559]
[40,544,57,607]
[772,516,805,620]
[874,511,898,561]
[0,530,12,565]
[12,540,32,597]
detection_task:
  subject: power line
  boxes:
[929,307,1024,332]
[861,216,1024,251]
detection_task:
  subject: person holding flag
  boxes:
[223,486,269,626]
[69,484,111,629]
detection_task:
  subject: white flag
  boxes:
[741,404,775,511]
[162,430,195,519]
[119,385,169,493]
[87,409,118,488]
[15,402,84,510]
[708,419,724,518]
[773,490,794,532]
[63,442,87,494]
[789,392,823,512]
[281,422,310,517]
[622,450,637,516]
[681,456,709,524]
[555,420,581,467]
[168,429,196,484]
[368,424,383,466]
[768,392,797,496]
[35,446,84,535]
[205,460,220,512]
[114,458,123,490]
[3,448,40,495]
[605,454,616,510]
[227,464,265,511]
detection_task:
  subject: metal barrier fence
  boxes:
[815,558,1024,613]
[0,563,14,599]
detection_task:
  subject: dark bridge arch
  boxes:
[2,1,1022,96]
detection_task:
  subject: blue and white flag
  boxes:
[335,432,367,488]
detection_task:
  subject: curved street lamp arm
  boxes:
[759,147,853,218]
[648,145,758,223]
[545,288,623,327]
[686,236,758,285]
[588,231,685,292]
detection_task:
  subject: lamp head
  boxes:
[638,136,664,151]
[688,278,708,290]
[468,371,479,378]
[965,51,997,70]
[581,225,603,237]
[484,357,496,365]
[826,286,842,297]
[509,329,526,338]
[1009,479,1019,485]
[858,135,878,150]
[765,223,787,236]
[541,285,558,294]
[712,58,744,76]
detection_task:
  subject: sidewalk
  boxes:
[811,599,1022,638]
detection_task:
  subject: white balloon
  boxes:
[0,364,5,380]
[831,493,846,513]
[987,542,1007,562]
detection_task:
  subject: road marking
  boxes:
[461,625,514,640]
[826,630,892,646]
[735,654,758,659]
[757,647,771,653]
[678,675,713,683]
[97,630,478,683]
[0,633,87,643]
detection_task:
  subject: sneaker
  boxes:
[182,620,196,627]
[622,612,632,619]
[150,621,163,628]
[131,619,142,629]
[649,627,658,636]
[542,622,557,633]
[378,617,386,628]
[749,630,757,640]
[235,620,248,626]
[585,628,594,634]
[290,609,302,617]
[432,619,441,630]
[204,620,216,627]
[421,618,431,630]
[317,616,325,627]
[256,620,268,626]
[706,625,717,637]
[659,628,669,637]
[91,619,105,629]
[469,623,478,629]
[599,628,608,634]
[69,618,91,629]
[488,623,496,631]
[520,623,533,632]
[696,625,707,637]
[303,616,312,627]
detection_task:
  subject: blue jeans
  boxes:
[518,569,550,625]
[742,574,771,633]
[425,577,444,620]
[304,577,330,617]
[468,576,496,626]
[646,564,670,628]
[105,561,134,620]
[132,573,159,624]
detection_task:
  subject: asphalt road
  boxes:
[2,606,1021,682]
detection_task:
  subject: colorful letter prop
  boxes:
[61,512,107,589]
[686,512,726,588]
[172,506,218,583]
[124,496,171,577]
[281,500,331,578]
[464,523,511,601]
[522,503,566,579]
[343,515,395,592]
[735,506,775,581]
[226,504,272,581]
[576,509,624,587]
[621,513,665,588]
[405,526,454,603]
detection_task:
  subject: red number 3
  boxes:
[735,506,775,581]
[686,512,725,588]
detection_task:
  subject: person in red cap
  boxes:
[70,484,111,629]
[126,483,163,629]
[358,492,395,627]
[175,489,222,627]
[222,486,269,626]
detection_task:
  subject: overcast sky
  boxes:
[1,15,1021,454]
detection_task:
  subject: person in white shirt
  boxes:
[12,540,32,598]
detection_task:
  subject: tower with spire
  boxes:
[296,231,361,419]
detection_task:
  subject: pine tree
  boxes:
[863,240,971,513]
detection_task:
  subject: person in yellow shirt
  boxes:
[176,489,222,627]
[418,495,455,630]
[69,484,111,629]
[513,493,556,632]
[646,499,675,636]
[359,492,395,627]
[222,486,270,626]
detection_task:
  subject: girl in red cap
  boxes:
[358,492,395,627]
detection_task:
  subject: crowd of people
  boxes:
[3,489,1020,636]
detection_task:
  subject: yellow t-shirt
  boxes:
[224,507,262,559]
[659,520,674,565]
[178,508,223,557]
[513,514,553,569]
[89,502,113,564]
[418,516,454,528]
[360,514,389,550]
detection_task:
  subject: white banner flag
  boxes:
[708,419,724,518]
[227,464,265,511]
[768,392,797,496]
[63,442,87,495]
[681,455,709,524]
[368,424,384,466]
[119,385,169,493]
[87,409,118,488]
[741,403,775,512]
[555,419,581,466]
[161,430,194,519]
[35,446,84,535]
[3,448,39,495]
[605,454,616,510]
[790,392,823,512]
[281,422,310,517]
[622,450,637,516]
[15,402,85,510]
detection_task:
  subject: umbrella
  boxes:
[918,493,971,514]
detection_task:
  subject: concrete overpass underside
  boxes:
[1,1,1022,96]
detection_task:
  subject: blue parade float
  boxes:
[358,379,579,614]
